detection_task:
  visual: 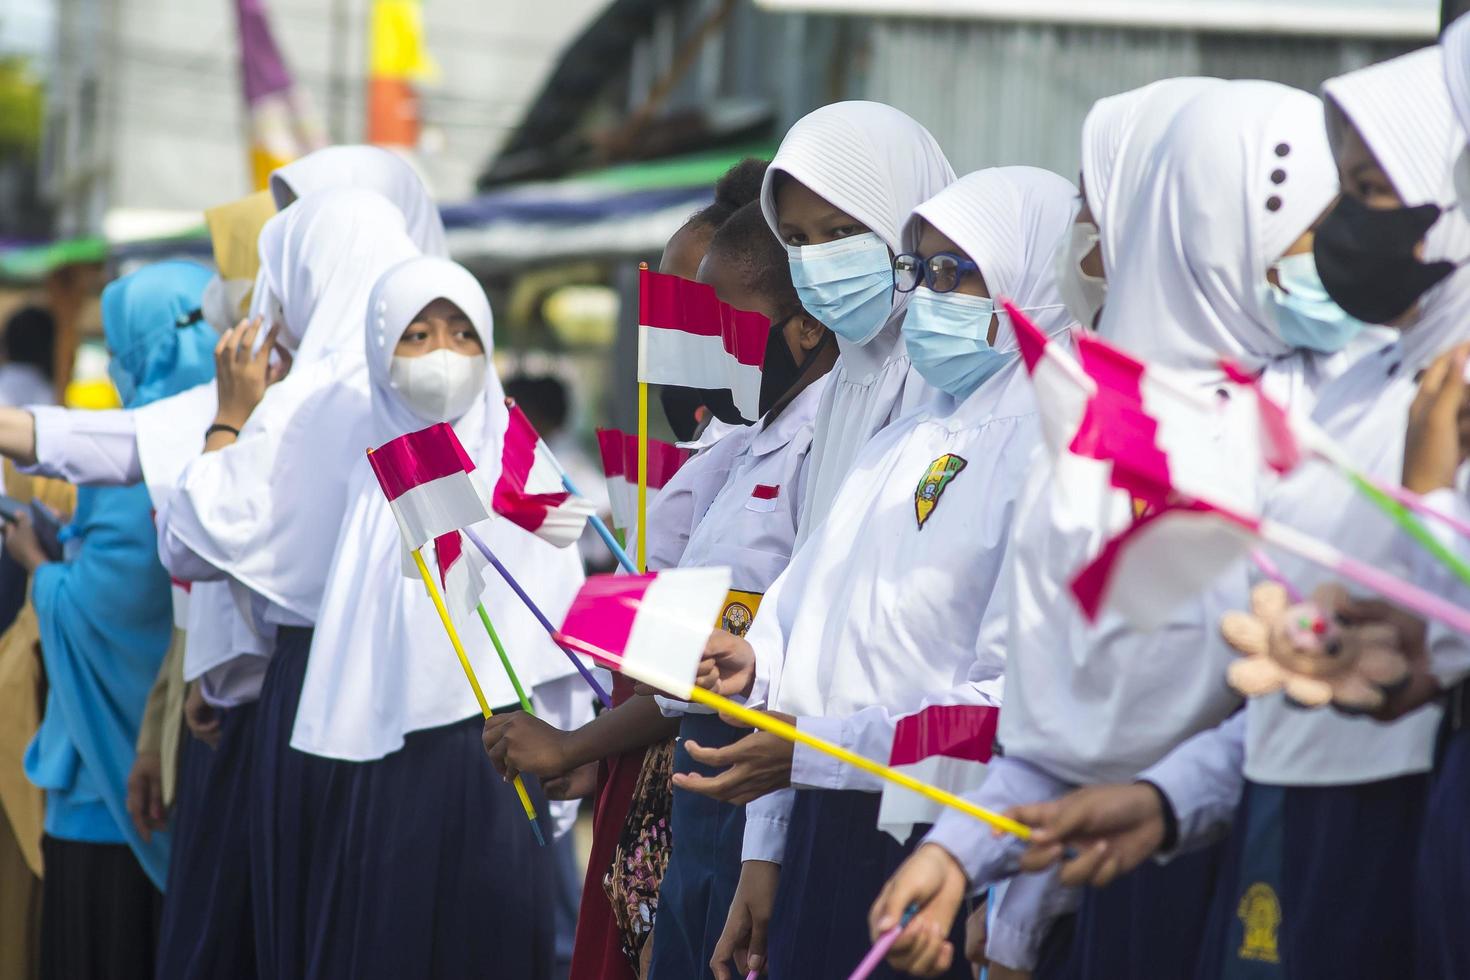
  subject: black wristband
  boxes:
[1137,779,1180,853]
[205,423,240,440]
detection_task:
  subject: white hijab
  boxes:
[905,166,1079,353]
[1099,80,1338,382]
[293,256,583,761]
[270,144,448,257]
[758,102,956,541]
[759,100,957,377]
[160,188,418,620]
[1080,77,1225,276]
[1248,46,1470,784]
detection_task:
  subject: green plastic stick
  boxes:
[476,602,534,714]
[1347,471,1470,591]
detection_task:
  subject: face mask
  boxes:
[786,232,894,345]
[758,319,831,417]
[389,349,487,422]
[1263,252,1368,353]
[1052,219,1106,329]
[1313,194,1457,325]
[904,288,1013,400]
[108,358,137,407]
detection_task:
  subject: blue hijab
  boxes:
[24,261,217,888]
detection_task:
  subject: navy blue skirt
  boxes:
[764,789,971,980]
[157,703,258,980]
[1039,839,1224,980]
[649,712,748,979]
[1198,775,1427,980]
[1415,716,1470,979]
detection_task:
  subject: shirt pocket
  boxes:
[744,483,780,513]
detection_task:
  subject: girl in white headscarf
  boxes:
[282,255,586,977]
[874,80,1349,978]
[683,166,1077,979]
[760,100,956,545]
[1054,77,1223,329]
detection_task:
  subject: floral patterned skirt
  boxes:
[603,736,675,973]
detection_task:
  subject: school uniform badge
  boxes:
[718,589,763,636]
[1236,882,1281,963]
[915,454,967,529]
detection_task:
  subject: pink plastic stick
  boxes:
[1380,481,1470,540]
[1250,548,1304,603]
[847,925,903,980]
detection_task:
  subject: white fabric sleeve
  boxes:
[790,597,1006,792]
[985,871,1081,972]
[25,406,142,485]
[155,495,227,582]
[741,787,795,865]
[1138,711,1246,858]
[1403,488,1470,687]
[921,755,1072,891]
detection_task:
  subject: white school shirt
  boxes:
[741,358,1033,862]
[25,401,273,707]
[633,421,751,573]
[656,375,829,718]
[1398,479,1470,689]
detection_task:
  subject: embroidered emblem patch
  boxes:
[914,454,967,529]
[1236,882,1282,963]
[718,589,764,636]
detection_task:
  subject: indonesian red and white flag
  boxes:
[555,567,730,691]
[368,422,489,551]
[877,704,999,841]
[638,268,767,421]
[596,427,692,532]
[492,402,596,549]
[1007,300,1285,629]
[433,528,488,627]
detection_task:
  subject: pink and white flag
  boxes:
[638,268,767,421]
[493,402,596,548]
[434,529,488,626]
[1007,300,1279,629]
[368,423,489,551]
[595,427,692,532]
[877,704,999,841]
[555,567,730,690]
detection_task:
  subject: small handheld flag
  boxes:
[554,572,1037,841]
[877,704,999,842]
[493,401,596,549]
[596,428,691,534]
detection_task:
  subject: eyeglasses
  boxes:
[894,252,982,294]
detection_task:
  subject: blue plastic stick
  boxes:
[552,469,639,575]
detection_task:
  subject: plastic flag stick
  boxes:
[552,631,1035,841]
[463,526,614,708]
[537,445,638,574]
[409,546,545,846]
[848,903,921,980]
[637,379,649,572]
[475,602,533,714]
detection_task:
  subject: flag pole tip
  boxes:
[529,818,546,847]
[638,261,649,271]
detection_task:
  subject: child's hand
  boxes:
[126,750,169,843]
[1009,782,1166,887]
[674,721,795,804]
[1404,341,1470,494]
[869,843,968,977]
[710,860,780,979]
[697,629,757,698]
[481,712,573,782]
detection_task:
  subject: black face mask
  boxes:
[1313,194,1457,325]
[758,320,831,417]
[660,385,743,440]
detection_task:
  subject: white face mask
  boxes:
[1052,218,1107,329]
[390,349,487,422]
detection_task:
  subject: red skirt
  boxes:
[568,676,645,980]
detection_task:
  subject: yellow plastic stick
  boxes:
[681,686,1033,841]
[637,380,649,573]
[553,633,1032,841]
[410,547,544,844]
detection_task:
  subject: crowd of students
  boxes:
[3,20,1470,980]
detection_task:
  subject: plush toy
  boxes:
[1219,582,1409,711]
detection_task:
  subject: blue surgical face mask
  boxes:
[787,232,894,346]
[1265,251,1369,353]
[107,357,137,407]
[904,287,1014,400]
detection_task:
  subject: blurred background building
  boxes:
[0,0,1451,423]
